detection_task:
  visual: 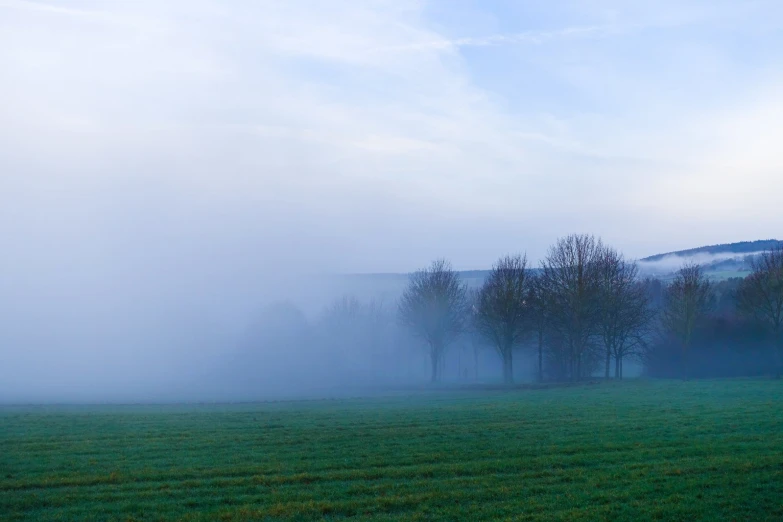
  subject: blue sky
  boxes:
[2,0,783,275]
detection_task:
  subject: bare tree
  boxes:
[467,289,485,382]
[470,335,483,382]
[321,295,363,330]
[736,246,783,378]
[660,263,713,379]
[528,274,548,383]
[319,295,396,383]
[596,248,653,379]
[538,234,604,381]
[474,254,532,384]
[398,259,469,383]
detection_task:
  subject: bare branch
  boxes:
[659,263,713,379]
[537,234,605,381]
[397,259,470,383]
[474,254,531,384]
[595,247,653,379]
[736,246,783,377]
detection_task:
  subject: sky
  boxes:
[1,1,783,399]
[2,0,783,275]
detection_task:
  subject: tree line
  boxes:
[397,234,783,383]
[241,234,782,389]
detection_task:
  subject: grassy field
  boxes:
[2,380,782,521]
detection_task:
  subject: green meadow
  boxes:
[2,379,782,521]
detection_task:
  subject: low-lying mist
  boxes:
[0,264,407,403]
[637,251,762,276]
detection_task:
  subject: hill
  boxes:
[640,239,782,262]
[637,239,781,279]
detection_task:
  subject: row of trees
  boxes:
[398,234,783,383]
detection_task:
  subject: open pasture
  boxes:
[2,379,783,521]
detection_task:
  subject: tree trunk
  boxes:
[430,346,439,383]
[683,330,691,381]
[440,351,445,381]
[474,346,479,382]
[605,346,611,380]
[537,330,544,383]
[503,348,514,385]
[615,356,620,379]
[774,325,783,379]
[569,346,576,382]
[776,343,782,380]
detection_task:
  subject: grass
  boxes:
[1,379,782,521]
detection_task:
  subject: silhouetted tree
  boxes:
[321,295,363,332]
[539,234,604,381]
[660,263,713,379]
[528,274,548,382]
[736,246,783,378]
[596,248,653,379]
[467,289,485,382]
[398,259,469,383]
[642,277,666,310]
[474,254,532,384]
[319,295,397,382]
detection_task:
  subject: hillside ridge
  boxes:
[641,239,781,262]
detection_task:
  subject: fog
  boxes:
[3,1,783,402]
[637,251,763,276]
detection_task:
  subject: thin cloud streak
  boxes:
[367,24,626,55]
[0,0,164,31]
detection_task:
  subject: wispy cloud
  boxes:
[368,23,626,54]
[0,0,165,31]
